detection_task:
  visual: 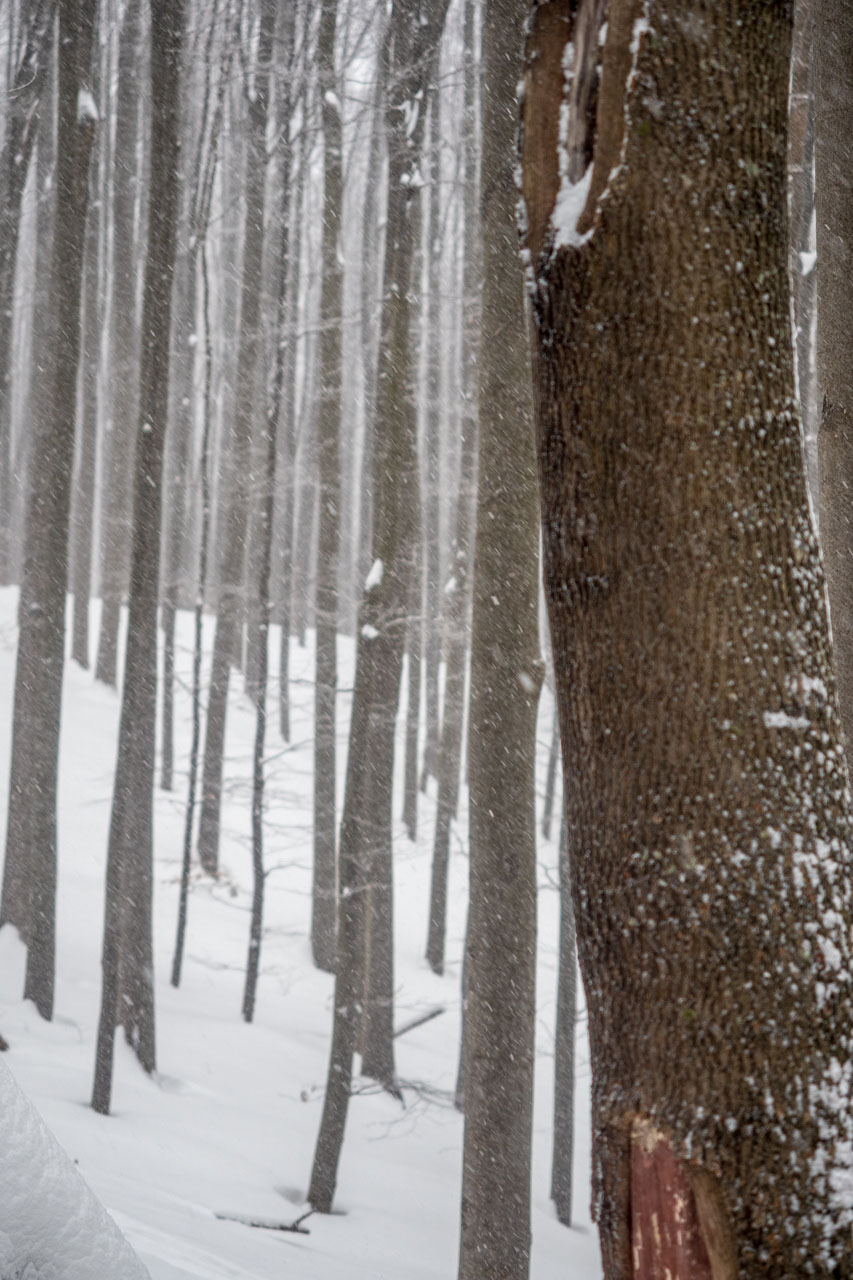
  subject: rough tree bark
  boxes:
[522,1,853,1274]
[457,0,542,1274]
[92,0,184,1116]
[816,0,853,751]
[0,0,97,1021]
[788,0,815,497]
[0,0,55,583]
[0,34,57,940]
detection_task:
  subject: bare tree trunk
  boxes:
[0,38,57,940]
[311,0,344,974]
[816,0,853,750]
[95,0,144,688]
[274,70,309,744]
[522,2,853,1273]
[92,0,183,1116]
[242,0,295,1022]
[789,0,816,498]
[196,2,275,876]
[1,0,96,1022]
[70,64,108,673]
[401,567,422,840]
[458,1,541,1275]
[425,421,475,975]
[0,0,55,583]
[427,2,480,976]
[308,0,450,1207]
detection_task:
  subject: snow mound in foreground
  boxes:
[0,1059,149,1279]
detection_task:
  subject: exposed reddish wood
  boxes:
[630,1123,713,1280]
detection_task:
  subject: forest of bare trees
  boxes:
[0,0,850,1277]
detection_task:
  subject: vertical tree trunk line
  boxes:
[311,0,344,974]
[458,0,541,1274]
[308,0,450,1211]
[1,0,97,1022]
[0,0,55,584]
[94,0,145,688]
[92,0,184,1116]
[427,0,480,977]
[196,1,276,876]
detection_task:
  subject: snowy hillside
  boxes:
[0,592,600,1280]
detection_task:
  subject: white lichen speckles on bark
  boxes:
[522,0,853,1274]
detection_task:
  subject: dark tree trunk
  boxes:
[159,247,195,794]
[196,3,275,876]
[0,0,55,584]
[242,0,295,1023]
[1,0,97,1022]
[816,0,853,751]
[457,0,541,1275]
[311,0,344,974]
[274,89,308,745]
[308,0,450,1207]
[92,0,184,1116]
[0,38,58,940]
[522,1,853,1273]
[427,1,480,976]
[170,0,236,981]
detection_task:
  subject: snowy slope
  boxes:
[0,591,601,1279]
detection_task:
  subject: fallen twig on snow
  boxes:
[214,1208,313,1235]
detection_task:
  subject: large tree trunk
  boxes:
[92,0,184,1117]
[816,0,853,750]
[789,0,815,498]
[0,0,55,583]
[457,0,541,1274]
[0,41,58,940]
[521,2,853,1275]
[1,0,97,1022]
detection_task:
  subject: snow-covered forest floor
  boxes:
[0,590,600,1279]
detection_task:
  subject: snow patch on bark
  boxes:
[76,88,98,124]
